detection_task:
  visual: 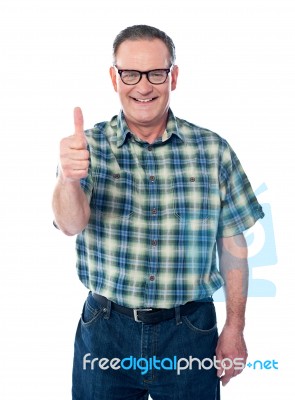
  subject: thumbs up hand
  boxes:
[59,107,90,182]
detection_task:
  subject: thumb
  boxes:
[73,106,85,137]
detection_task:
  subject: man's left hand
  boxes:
[215,325,248,386]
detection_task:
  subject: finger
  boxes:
[215,353,224,378]
[62,158,89,171]
[220,371,231,386]
[220,364,235,386]
[74,107,84,136]
[217,367,224,378]
[60,159,89,181]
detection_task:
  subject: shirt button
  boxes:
[113,173,120,179]
[151,208,157,215]
[151,240,157,246]
[149,275,155,281]
[190,177,195,182]
[149,176,155,182]
[147,145,153,151]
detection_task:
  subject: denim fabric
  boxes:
[72,292,220,400]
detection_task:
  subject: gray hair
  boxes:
[112,24,176,65]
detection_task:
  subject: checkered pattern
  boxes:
[76,109,264,308]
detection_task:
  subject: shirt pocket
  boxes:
[91,169,134,221]
[174,176,210,220]
[173,174,220,230]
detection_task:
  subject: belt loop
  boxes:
[175,306,182,325]
[103,299,112,319]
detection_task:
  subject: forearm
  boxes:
[218,234,249,332]
[52,176,90,236]
[216,234,249,385]
[222,266,248,332]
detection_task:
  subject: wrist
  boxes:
[57,171,81,186]
[224,319,245,333]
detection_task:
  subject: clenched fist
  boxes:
[59,107,90,181]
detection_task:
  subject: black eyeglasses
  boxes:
[114,66,172,85]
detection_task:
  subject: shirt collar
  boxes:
[115,109,185,148]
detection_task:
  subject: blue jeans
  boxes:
[72,292,220,399]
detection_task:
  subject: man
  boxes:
[52,25,264,400]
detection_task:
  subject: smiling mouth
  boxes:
[132,97,157,103]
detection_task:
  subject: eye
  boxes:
[122,71,139,79]
[149,70,166,78]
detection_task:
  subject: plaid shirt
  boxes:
[76,109,264,308]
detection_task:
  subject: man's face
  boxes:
[110,39,178,136]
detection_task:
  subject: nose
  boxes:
[135,74,153,94]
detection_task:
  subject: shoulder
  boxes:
[175,116,230,152]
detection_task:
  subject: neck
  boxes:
[126,117,168,144]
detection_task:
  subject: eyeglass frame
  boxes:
[114,65,173,85]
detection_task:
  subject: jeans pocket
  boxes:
[81,293,104,327]
[182,302,217,334]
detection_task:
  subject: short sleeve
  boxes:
[217,141,264,238]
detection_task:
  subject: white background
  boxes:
[1,0,294,398]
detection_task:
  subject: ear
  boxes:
[170,65,179,91]
[109,66,118,92]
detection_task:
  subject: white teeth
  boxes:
[135,98,153,102]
